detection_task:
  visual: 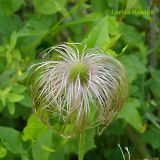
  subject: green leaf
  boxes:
[33,0,66,15]
[23,114,48,141]
[102,34,121,51]
[10,32,17,50]
[0,87,11,106]
[0,15,22,37]
[64,13,100,27]
[118,98,143,131]
[32,131,52,160]
[7,93,24,102]
[119,55,147,82]
[91,0,108,13]
[108,16,119,36]
[12,49,22,61]
[0,0,23,15]
[105,49,117,57]
[7,101,15,115]
[120,23,142,48]
[146,113,160,129]
[126,0,138,10]
[0,88,11,97]
[84,128,96,153]
[0,146,7,158]
[83,16,110,48]
[141,128,160,149]
[0,126,23,154]
[19,94,32,108]
[11,84,26,94]
[49,148,65,160]
[17,16,53,54]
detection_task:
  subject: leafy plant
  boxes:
[0,0,159,159]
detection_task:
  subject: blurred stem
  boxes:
[140,74,145,110]
[148,0,157,68]
[78,131,85,160]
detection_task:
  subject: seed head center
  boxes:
[69,62,89,84]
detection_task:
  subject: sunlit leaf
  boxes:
[7,93,24,102]
[83,16,110,48]
[7,101,15,115]
[126,0,138,10]
[0,146,7,158]
[103,34,121,50]
[23,114,48,141]
[11,84,26,94]
[108,16,120,36]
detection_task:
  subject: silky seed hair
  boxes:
[27,43,129,138]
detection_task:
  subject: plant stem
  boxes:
[78,131,85,160]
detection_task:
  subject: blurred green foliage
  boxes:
[0,0,160,159]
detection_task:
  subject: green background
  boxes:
[0,0,160,159]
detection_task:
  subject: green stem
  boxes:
[78,131,85,160]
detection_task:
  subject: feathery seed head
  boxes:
[27,43,129,138]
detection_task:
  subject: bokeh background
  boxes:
[0,0,160,159]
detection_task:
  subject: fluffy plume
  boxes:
[27,43,129,138]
